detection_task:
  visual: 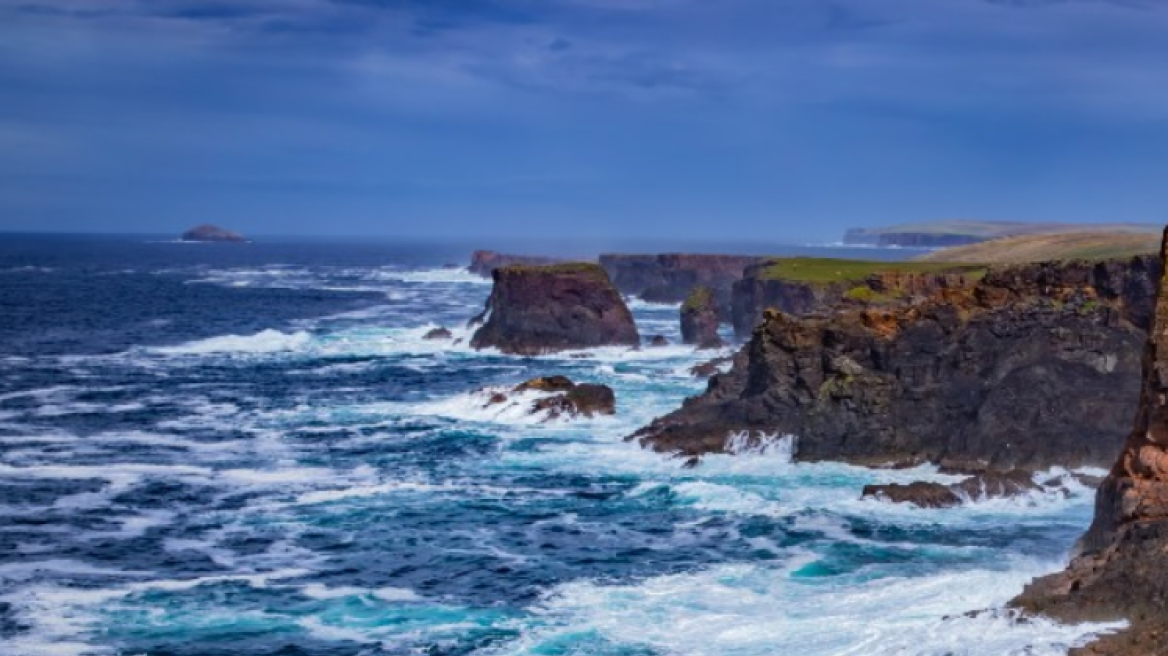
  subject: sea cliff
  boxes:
[634,255,1160,473]
[1012,228,1168,655]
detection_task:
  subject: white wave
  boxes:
[300,583,421,602]
[153,329,313,355]
[377,268,491,284]
[490,560,1123,656]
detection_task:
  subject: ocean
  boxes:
[0,234,1123,656]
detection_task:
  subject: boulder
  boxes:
[1012,226,1168,654]
[648,335,669,347]
[513,375,576,393]
[862,482,961,508]
[532,383,616,419]
[181,224,245,243]
[423,327,453,340]
[690,356,733,378]
[680,286,724,349]
[470,263,640,355]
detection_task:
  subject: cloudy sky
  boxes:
[2,0,1166,241]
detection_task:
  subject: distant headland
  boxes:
[843,219,1159,248]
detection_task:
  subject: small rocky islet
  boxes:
[466,226,1168,654]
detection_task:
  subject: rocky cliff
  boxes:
[181,224,245,243]
[600,253,763,320]
[1012,229,1168,655]
[468,250,569,277]
[634,255,1160,473]
[470,263,639,355]
[730,258,985,338]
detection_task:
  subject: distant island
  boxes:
[843,219,1159,248]
[181,224,246,243]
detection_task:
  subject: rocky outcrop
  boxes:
[181,224,245,243]
[731,260,984,338]
[487,376,617,419]
[468,250,569,277]
[680,286,724,349]
[600,253,763,321]
[423,327,453,340]
[470,263,639,355]
[862,470,1039,508]
[1011,228,1168,655]
[633,255,1161,473]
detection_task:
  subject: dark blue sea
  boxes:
[0,234,1121,656]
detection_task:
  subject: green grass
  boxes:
[917,232,1159,265]
[682,285,714,312]
[756,257,985,284]
[501,262,606,276]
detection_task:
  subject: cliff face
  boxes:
[1012,229,1168,655]
[468,251,569,277]
[470,263,639,355]
[730,260,983,338]
[600,253,763,321]
[634,255,1160,473]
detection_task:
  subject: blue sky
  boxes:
[1,0,1166,241]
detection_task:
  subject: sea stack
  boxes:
[680,286,724,349]
[181,224,246,243]
[1012,226,1168,655]
[470,263,639,355]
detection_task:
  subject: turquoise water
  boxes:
[0,237,1123,655]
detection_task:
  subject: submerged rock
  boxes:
[1012,226,1168,654]
[423,327,453,340]
[470,263,640,355]
[633,256,1161,472]
[181,224,245,243]
[648,335,669,347]
[490,376,617,419]
[680,286,724,349]
[690,355,735,378]
[863,470,1040,508]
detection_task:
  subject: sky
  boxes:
[1,0,1167,242]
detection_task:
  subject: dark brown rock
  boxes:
[181,224,245,243]
[423,327,453,340]
[1012,227,1168,654]
[862,482,961,508]
[681,286,724,349]
[468,250,569,277]
[648,335,669,347]
[531,383,616,419]
[863,470,1040,508]
[633,256,1161,473]
[514,376,576,393]
[470,263,639,355]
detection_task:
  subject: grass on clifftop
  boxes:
[501,262,605,276]
[850,219,1160,238]
[757,258,985,284]
[916,232,1159,265]
[682,286,714,312]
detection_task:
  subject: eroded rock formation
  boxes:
[680,286,724,349]
[633,256,1161,473]
[470,263,639,355]
[600,253,763,321]
[1012,228,1168,655]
